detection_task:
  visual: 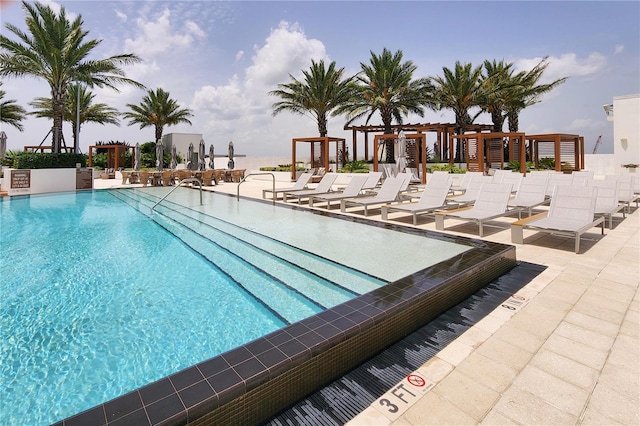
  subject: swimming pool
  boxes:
[0,188,480,425]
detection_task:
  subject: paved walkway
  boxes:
[97,176,640,425]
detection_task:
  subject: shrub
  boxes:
[427,164,466,174]
[13,152,87,169]
[339,160,370,173]
[538,157,555,170]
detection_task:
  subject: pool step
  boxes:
[110,189,378,322]
[115,189,383,295]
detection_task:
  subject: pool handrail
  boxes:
[238,172,276,202]
[150,177,203,213]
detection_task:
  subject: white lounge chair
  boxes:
[446,175,493,206]
[435,182,513,237]
[607,174,636,213]
[510,185,605,253]
[362,171,383,192]
[340,176,405,216]
[308,175,369,209]
[283,173,338,203]
[450,171,483,194]
[545,172,573,198]
[381,178,452,225]
[262,171,313,200]
[593,179,624,228]
[381,164,398,179]
[507,173,549,219]
[498,172,523,193]
[571,170,594,186]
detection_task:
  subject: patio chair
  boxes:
[310,167,326,183]
[446,175,493,206]
[593,179,624,228]
[435,182,513,237]
[138,171,151,187]
[201,170,215,186]
[498,171,523,193]
[340,176,405,216]
[510,185,604,253]
[507,173,549,219]
[309,175,369,209]
[450,171,483,194]
[161,170,173,186]
[381,164,398,179]
[607,174,636,213]
[545,172,573,198]
[262,171,313,200]
[283,173,338,203]
[571,170,594,186]
[381,178,452,225]
[120,171,131,185]
[362,171,383,191]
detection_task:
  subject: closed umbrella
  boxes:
[396,130,407,173]
[0,131,6,168]
[227,141,234,170]
[170,145,177,169]
[198,139,206,171]
[134,143,141,171]
[155,139,164,171]
[209,144,215,169]
[187,142,194,170]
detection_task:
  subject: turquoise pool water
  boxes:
[0,189,469,425]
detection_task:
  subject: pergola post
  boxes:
[291,138,296,181]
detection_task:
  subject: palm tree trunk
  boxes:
[491,109,504,132]
[382,112,394,164]
[52,89,66,153]
[507,111,519,132]
[155,125,163,143]
[317,115,327,137]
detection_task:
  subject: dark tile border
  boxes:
[58,193,517,426]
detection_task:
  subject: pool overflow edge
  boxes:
[55,191,517,426]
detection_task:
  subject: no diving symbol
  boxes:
[407,374,426,387]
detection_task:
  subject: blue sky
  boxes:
[1,0,638,156]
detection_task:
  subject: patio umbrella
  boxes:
[198,139,206,171]
[0,131,6,167]
[155,139,164,171]
[170,145,177,169]
[134,143,141,171]
[227,141,234,170]
[187,142,194,170]
[209,144,215,169]
[396,130,407,173]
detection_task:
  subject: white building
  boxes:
[161,132,203,167]
[607,94,640,172]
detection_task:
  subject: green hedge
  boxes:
[12,153,87,169]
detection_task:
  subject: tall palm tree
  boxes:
[29,85,121,149]
[505,57,568,132]
[479,59,520,133]
[431,61,485,161]
[337,48,433,163]
[123,88,194,142]
[270,59,356,137]
[0,81,26,131]
[0,1,143,153]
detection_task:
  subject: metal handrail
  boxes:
[150,177,203,213]
[237,172,275,202]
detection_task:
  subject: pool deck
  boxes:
[95,177,639,425]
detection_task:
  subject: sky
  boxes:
[1,0,638,157]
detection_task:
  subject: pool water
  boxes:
[0,189,469,425]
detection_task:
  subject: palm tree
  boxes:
[505,57,568,132]
[431,61,485,161]
[479,59,519,133]
[337,48,433,163]
[123,88,194,142]
[0,81,26,131]
[29,85,120,149]
[0,1,143,153]
[270,59,356,137]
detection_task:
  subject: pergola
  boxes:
[87,144,135,170]
[343,122,494,163]
[450,132,527,173]
[525,133,585,172]
[290,136,346,180]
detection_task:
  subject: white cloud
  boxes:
[115,9,127,22]
[124,9,195,59]
[235,51,245,63]
[515,52,607,83]
[188,21,333,155]
[185,21,205,38]
[614,44,624,54]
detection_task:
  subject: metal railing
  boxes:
[150,177,203,213]
[237,172,275,202]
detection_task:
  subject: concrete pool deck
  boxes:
[95,176,639,425]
